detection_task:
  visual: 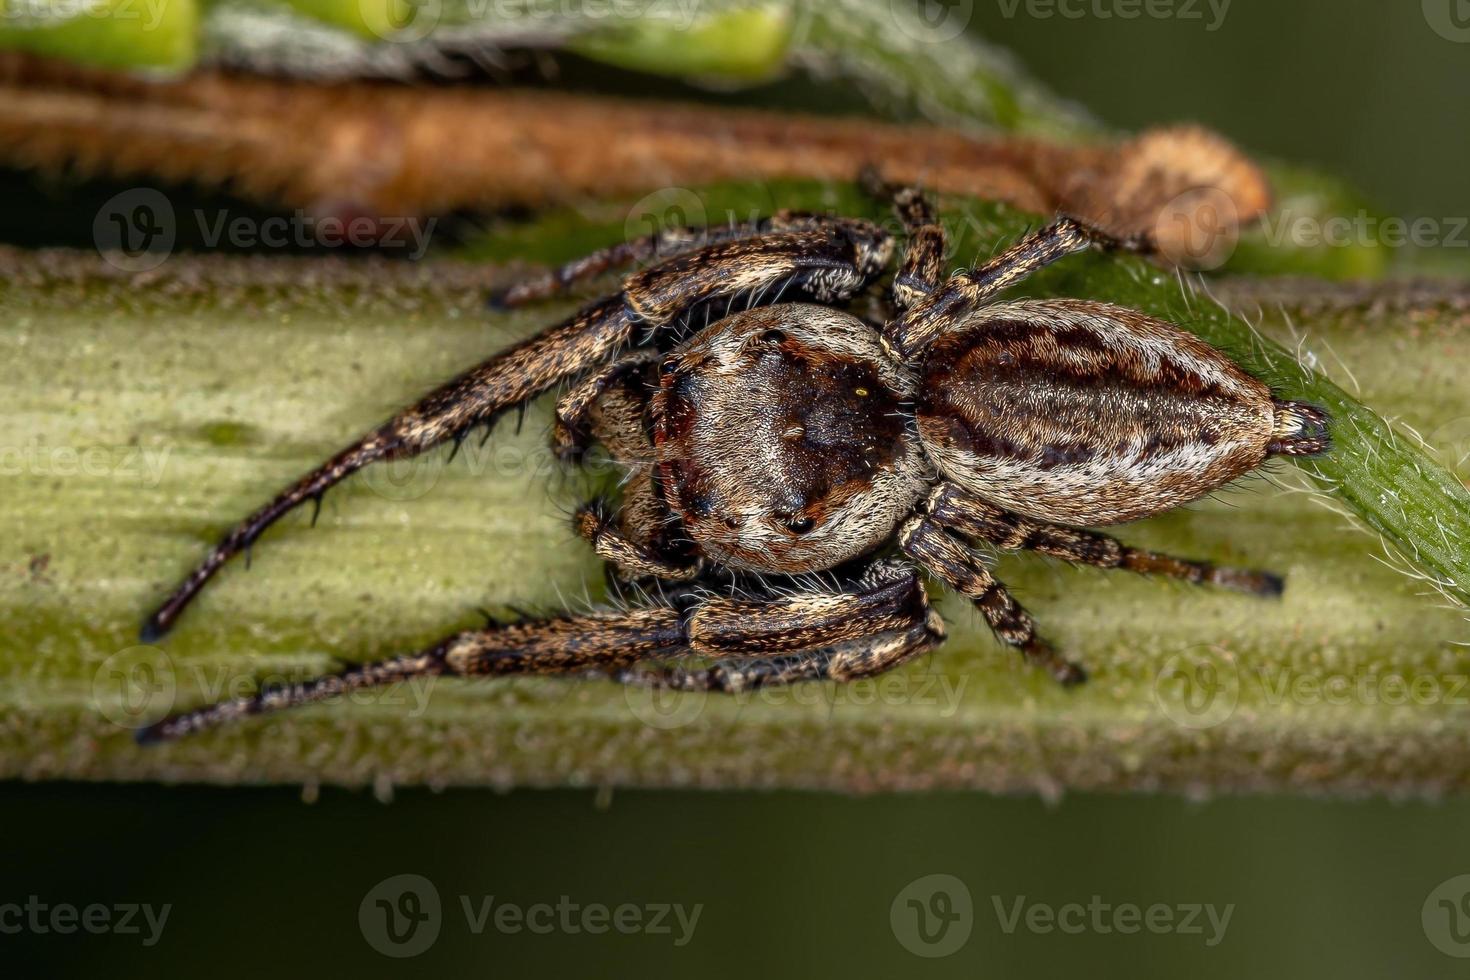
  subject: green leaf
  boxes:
[3,183,1467,793]
[0,0,198,72]
[568,5,794,82]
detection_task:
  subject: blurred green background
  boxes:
[5,1,1470,977]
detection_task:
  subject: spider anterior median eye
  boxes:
[760,329,787,345]
[785,516,816,534]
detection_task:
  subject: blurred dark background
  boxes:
[972,0,1470,221]
[6,1,1470,977]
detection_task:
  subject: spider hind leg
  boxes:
[899,514,1086,686]
[135,561,942,743]
[924,483,1286,599]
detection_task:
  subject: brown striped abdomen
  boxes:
[916,298,1277,526]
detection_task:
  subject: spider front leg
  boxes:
[488,209,835,309]
[136,561,940,742]
[574,501,700,583]
[923,483,1285,597]
[900,514,1086,685]
[141,222,893,640]
[861,168,947,311]
[551,349,659,462]
[889,215,1152,356]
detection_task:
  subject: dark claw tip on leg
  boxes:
[1259,572,1286,598]
[486,289,514,312]
[1058,661,1088,687]
[133,723,166,746]
[139,618,167,644]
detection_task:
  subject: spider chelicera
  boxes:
[135,166,1328,743]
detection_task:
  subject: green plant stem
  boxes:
[1,185,1468,794]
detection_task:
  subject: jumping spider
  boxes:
[135,175,1328,742]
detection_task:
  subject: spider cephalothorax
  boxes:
[134,156,1328,743]
[653,304,928,574]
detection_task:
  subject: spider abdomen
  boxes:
[916,298,1282,526]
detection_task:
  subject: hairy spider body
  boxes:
[135,160,1329,743]
[915,298,1300,526]
[654,304,927,574]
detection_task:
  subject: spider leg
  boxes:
[561,357,702,584]
[135,560,936,742]
[574,500,700,582]
[861,169,947,311]
[488,210,832,309]
[923,482,1284,597]
[551,349,659,462]
[616,611,944,692]
[142,223,894,641]
[899,514,1086,685]
[889,215,1151,356]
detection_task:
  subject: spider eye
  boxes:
[660,357,679,375]
[760,329,787,345]
[783,515,816,535]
